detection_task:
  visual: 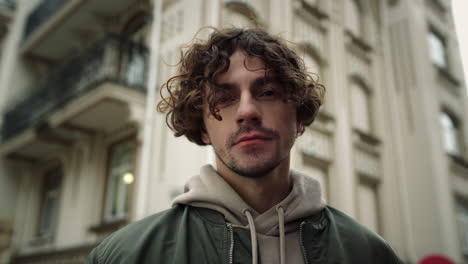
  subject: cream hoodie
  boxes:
[173,165,326,264]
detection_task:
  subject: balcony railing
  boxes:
[23,0,66,40]
[1,34,148,141]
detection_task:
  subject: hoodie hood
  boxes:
[173,164,326,236]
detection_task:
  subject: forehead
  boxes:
[215,50,269,84]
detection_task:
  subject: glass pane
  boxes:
[125,52,145,87]
[105,140,136,220]
[38,168,62,236]
[456,202,468,254]
[428,31,447,68]
[440,112,460,155]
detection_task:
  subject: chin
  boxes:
[230,159,281,179]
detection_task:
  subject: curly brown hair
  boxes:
[157,27,325,146]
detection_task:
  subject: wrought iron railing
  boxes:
[23,0,67,40]
[1,34,148,141]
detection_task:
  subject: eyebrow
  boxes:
[215,76,277,91]
[251,76,277,90]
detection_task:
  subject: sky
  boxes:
[452,0,468,93]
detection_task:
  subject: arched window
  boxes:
[440,111,461,155]
[428,30,448,69]
[351,82,371,133]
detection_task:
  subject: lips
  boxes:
[234,133,272,146]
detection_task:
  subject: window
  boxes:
[121,12,149,87]
[440,111,462,155]
[37,167,62,237]
[428,30,447,69]
[104,139,136,222]
[351,82,372,133]
[125,50,146,87]
[456,201,468,256]
[357,180,379,233]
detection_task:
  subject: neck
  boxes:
[215,156,292,213]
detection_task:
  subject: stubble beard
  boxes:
[212,123,296,178]
[215,146,284,178]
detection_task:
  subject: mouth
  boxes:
[234,133,272,147]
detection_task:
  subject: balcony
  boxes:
[0,34,147,160]
[22,0,142,61]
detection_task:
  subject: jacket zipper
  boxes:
[227,223,234,264]
[299,221,309,264]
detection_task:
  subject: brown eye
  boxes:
[216,92,237,107]
[260,90,275,97]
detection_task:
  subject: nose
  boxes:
[236,93,261,125]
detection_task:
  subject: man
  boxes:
[88,28,401,264]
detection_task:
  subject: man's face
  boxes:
[201,50,300,178]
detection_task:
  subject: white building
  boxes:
[0,0,467,263]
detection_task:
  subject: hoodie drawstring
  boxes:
[276,206,286,264]
[243,209,258,264]
[243,207,286,264]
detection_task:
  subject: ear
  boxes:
[297,122,304,136]
[201,131,211,145]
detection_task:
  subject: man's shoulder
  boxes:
[324,206,402,263]
[325,206,378,237]
[87,206,187,264]
[107,205,186,241]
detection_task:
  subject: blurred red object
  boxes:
[419,255,455,264]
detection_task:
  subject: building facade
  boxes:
[0,0,467,263]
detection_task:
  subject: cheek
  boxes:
[203,117,227,145]
[280,108,298,138]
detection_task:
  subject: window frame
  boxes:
[440,110,463,156]
[456,199,468,256]
[350,79,373,134]
[427,28,448,70]
[356,175,381,234]
[36,166,63,238]
[102,136,138,223]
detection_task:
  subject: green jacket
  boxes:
[88,205,401,264]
